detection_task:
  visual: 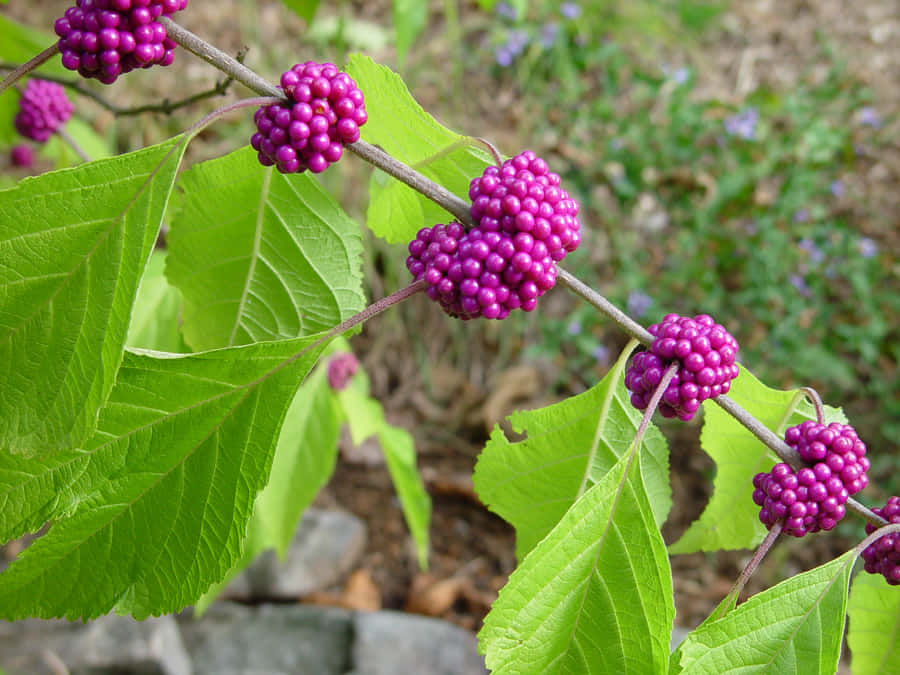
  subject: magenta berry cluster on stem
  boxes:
[54,0,188,84]
[14,79,74,143]
[10,144,35,167]
[251,62,367,174]
[625,313,739,420]
[862,497,900,585]
[406,151,581,320]
[753,421,869,537]
[327,352,359,391]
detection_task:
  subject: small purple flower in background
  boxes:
[495,1,517,20]
[789,274,811,298]
[592,344,610,364]
[798,238,825,265]
[792,208,810,223]
[857,106,882,128]
[327,352,359,391]
[567,320,582,336]
[661,64,689,84]
[560,2,581,19]
[495,46,514,67]
[829,179,845,197]
[858,237,878,259]
[724,107,758,140]
[744,220,758,235]
[627,290,653,318]
[539,22,560,49]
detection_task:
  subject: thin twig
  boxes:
[0,43,60,95]
[55,126,90,163]
[0,61,244,116]
[160,17,282,99]
[799,387,826,425]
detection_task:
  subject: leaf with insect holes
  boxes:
[848,570,900,673]
[1,137,186,455]
[166,146,365,351]
[479,449,674,673]
[473,343,670,559]
[345,54,493,244]
[670,550,855,674]
[669,365,846,554]
[0,333,335,620]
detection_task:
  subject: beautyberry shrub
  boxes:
[862,497,900,585]
[251,62,367,174]
[14,79,74,143]
[752,421,869,537]
[54,0,189,84]
[625,313,739,420]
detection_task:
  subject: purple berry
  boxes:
[252,62,366,174]
[14,79,74,143]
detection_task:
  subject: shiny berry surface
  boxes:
[862,497,900,585]
[251,62,366,174]
[625,313,740,421]
[54,0,188,84]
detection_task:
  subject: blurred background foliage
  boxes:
[2,0,896,497]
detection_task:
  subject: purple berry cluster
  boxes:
[54,0,188,85]
[752,421,869,537]
[251,62,367,174]
[10,144,35,168]
[406,151,582,321]
[862,497,900,585]
[625,313,740,421]
[327,352,359,391]
[14,79,74,143]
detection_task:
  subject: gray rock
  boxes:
[671,625,691,651]
[0,613,191,675]
[350,610,487,675]
[222,508,367,601]
[177,603,353,675]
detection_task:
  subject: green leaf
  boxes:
[126,250,186,353]
[0,136,187,455]
[0,15,68,78]
[479,449,675,673]
[338,369,431,568]
[392,0,428,69]
[671,550,855,674]
[249,364,340,558]
[473,344,670,559]
[848,571,900,674]
[669,366,846,554]
[345,54,492,243]
[0,333,334,620]
[193,362,341,615]
[279,0,320,22]
[165,146,365,351]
